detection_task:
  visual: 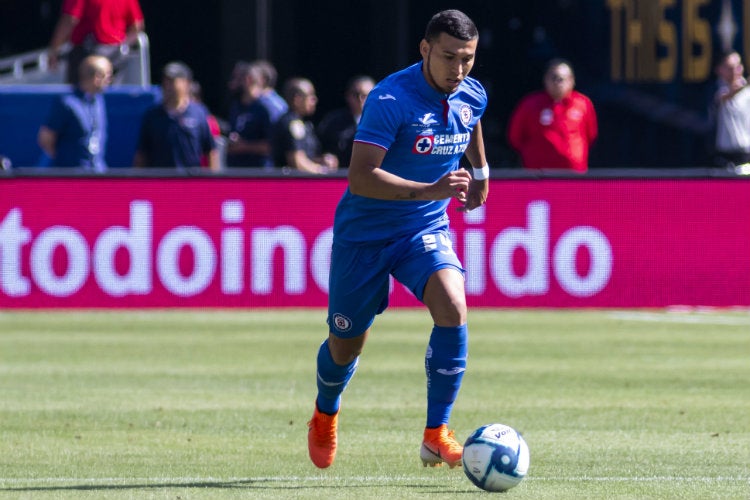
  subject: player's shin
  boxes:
[315,339,358,415]
[424,324,468,428]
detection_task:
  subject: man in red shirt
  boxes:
[47,0,145,84]
[508,59,597,173]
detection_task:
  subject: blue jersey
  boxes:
[333,62,487,243]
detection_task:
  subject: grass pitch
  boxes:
[0,309,748,499]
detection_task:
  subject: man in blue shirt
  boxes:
[226,60,288,168]
[37,55,112,171]
[308,9,490,469]
[133,61,218,170]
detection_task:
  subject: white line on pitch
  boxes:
[607,311,750,325]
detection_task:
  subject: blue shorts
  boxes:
[327,227,464,338]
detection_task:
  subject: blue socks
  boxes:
[315,340,358,415]
[425,324,468,428]
[315,324,467,426]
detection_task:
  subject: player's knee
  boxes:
[432,301,467,326]
[328,331,366,365]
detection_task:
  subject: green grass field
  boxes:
[1,309,748,499]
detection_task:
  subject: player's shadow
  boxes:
[1,479,478,494]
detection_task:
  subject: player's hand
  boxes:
[458,178,489,212]
[430,169,472,201]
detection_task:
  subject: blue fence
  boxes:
[0,84,161,168]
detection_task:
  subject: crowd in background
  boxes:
[3,0,749,175]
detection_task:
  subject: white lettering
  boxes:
[0,208,31,296]
[93,201,152,297]
[31,226,88,297]
[251,226,305,295]
[221,200,244,294]
[464,205,486,295]
[157,227,216,296]
[1,198,614,303]
[554,226,612,297]
[490,201,549,298]
[310,227,333,293]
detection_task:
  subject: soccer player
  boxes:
[307,9,489,469]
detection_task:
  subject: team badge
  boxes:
[332,313,353,332]
[459,104,473,125]
[412,135,434,154]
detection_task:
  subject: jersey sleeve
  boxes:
[353,90,404,150]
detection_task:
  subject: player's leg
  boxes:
[314,330,368,415]
[308,240,389,468]
[420,268,468,468]
[391,229,468,467]
[308,330,367,469]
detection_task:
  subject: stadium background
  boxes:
[1,0,744,168]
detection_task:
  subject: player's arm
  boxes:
[348,141,471,201]
[460,119,489,212]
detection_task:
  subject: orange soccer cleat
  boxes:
[420,424,463,468]
[307,405,338,468]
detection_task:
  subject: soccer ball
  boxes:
[462,423,530,492]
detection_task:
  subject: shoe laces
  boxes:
[309,414,336,445]
[440,429,462,453]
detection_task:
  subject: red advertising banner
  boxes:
[1,177,748,308]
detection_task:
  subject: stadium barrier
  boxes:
[0,170,748,308]
[0,85,162,168]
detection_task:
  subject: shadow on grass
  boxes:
[1,478,478,494]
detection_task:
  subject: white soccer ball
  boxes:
[462,423,530,492]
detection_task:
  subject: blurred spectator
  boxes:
[226,60,288,168]
[712,50,750,168]
[272,77,338,174]
[37,55,112,171]
[508,58,597,173]
[133,62,219,170]
[190,80,223,169]
[226,60,250,110]
[0,155,13,171]
[47,0,145,85]
[317,75,375,167]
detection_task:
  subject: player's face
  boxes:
[420,33,478,94]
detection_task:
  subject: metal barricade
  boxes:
[0,32,151,88]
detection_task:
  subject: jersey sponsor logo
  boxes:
[459,104,473,125]
[378,93,396,100]
[413,132,471,156]
[418,112,439,126]
[332,313,353,332]
[413,135,434,154]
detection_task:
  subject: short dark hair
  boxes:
[424,9,478,43]
[545,58,574,77]
[282,77,314,102]
[251,60,278,88]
